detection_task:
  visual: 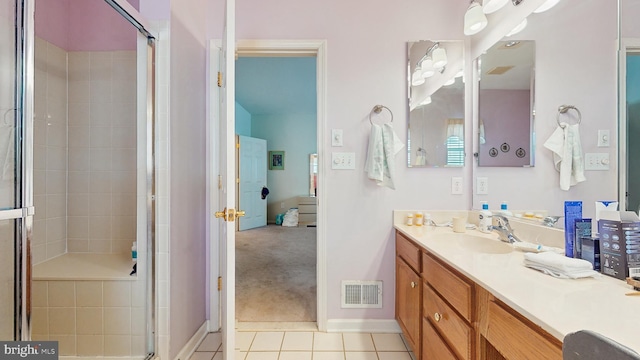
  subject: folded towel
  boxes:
[523,251,598,279]
[543,122,586,191]
[364,123,404,189]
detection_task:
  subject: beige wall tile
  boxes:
[112,126,136,148]
[88,240,111,253]
[113,216,135,239]
[76,281,103,307]
[112,194,135,216]
[53,334,76,356]
[113,240,133,254]
[68,80,90,103]
[130,307,145,336]
[104,281,131,307]
[67,240,89,253]
[68,102,90,125]
[112,148,136,171]
[45,170,65,194]
[131,335,146,356]
[91,102,113,126]
[45,216,65,242]
[131,279,146,308]
[31,307,48,335]
[68,126,90,148]
[105,335,131,356]
[46,194,65,218]
[48,307,75,334]
[89,194,112,216]
[67,216,88,238]
[90,148,112,171]
[45,240,65,259]
[48,281,75,307]
[104,307,131,335]
[77,334,104,356]
[112,171,136,194]
[69,152,90,172]
[32,281,48,307]
[89,216,111,239]
[76,307,103,335]
[68,195,89,216]
[68,171,89,192]
[89,172,112,194]
[91,126,112,148]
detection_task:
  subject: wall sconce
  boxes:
[483,0,509,14]
[533,0,560,13]
[464,1,488,35]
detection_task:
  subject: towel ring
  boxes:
[369,105,393,125]
[556,105,581,126]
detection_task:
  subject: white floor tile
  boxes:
[198,333,222,352]
[377,352,413,360]
[343,333,375,352]
[278,351,312,360]
[249,332,284,351]
[313,332,344,351]
[344,352,378,360]
[237,332,257,351]
[244,352,279,360]
[281,332,313,351]
[312,352,346,360]
[372,333,408,351]
[188,352,215,360]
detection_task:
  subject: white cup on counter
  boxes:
[452,217,467,233]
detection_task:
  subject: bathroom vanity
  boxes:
[394,214,639,360]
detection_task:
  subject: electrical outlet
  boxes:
[451,177,463,195]
[476,177,489,195]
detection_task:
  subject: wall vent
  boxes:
[341,280,383,308]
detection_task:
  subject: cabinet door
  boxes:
[396,258,421,355]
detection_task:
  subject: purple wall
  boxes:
[35,0,136,51]
[478,89,531,166]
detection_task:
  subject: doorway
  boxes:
[235,55,318,325]
[619,39,640,212]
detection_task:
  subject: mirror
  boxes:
[407,40,465,167]
[477,40,535,167]
[309,153,317,197]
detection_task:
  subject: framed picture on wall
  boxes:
[269,151,285,170]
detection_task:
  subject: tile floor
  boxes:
[190,331,416,360]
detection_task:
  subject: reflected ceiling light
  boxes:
[506,18,527,36]
[483,0,508,14]
[443,77,456,86]
[464,1,488,36]
[420,96,432,106]
[412,69,425,86]
[455,69,464,78]
[533,0,561,13]
[431,47,448,69]
[421,58,435,78]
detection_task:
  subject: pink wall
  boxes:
[35,0,136,51]
[478,89,531,167]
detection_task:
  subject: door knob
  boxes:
[215,208,245,222]
[434,312,441,322]
[215,207,228,221]
[236,210,246,217]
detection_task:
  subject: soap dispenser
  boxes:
[479,202,492,233]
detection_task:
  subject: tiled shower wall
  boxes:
[32,37,137,264]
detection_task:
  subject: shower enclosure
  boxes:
[1,0,156,357]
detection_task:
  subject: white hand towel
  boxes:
[523,251,598,279]
[543,122,586,191]
[365,123,404,189]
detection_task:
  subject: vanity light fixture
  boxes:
[443,77,456,86]
[505,18,527,36]
[533,0,560,13]
[413,42,447,84]
[420,96,432,106]
[455,69,464,78]
[431,47,448,69]
[483,0,509,14]
[420,58,436,78]
[464,1,488,35]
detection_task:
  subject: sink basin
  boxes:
[431,233,514,254]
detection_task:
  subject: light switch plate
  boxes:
[597,130,610,147]
[584,153,610,170]
[331,129,344,147]
[451,177,463,195]
[332,152,355,169]
[476,177,489,195]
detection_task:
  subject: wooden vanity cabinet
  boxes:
[395,230,563,360]
[396,232,422,355]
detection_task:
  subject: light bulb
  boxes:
[420,97,432,106]
[412,70,425,86]
[464,2,488,36]
[421,58,435,78]
[483,0,509,14]
[431,48,448,69]
[444,78,456,86]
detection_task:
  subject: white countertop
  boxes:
[394,223,640,354]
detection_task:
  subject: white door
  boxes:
[238,135,267,231]
[216,0,237,357]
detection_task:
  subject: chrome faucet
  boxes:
[491,214,522,243]
[542,215,563,228]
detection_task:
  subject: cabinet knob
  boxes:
[434,312,441,322]
[410,281,417,288]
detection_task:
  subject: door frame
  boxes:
[208,39,328,331]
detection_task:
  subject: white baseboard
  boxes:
[326,319,401,333]
[174,321,209,360]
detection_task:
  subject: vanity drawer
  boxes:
[396,231,421,272]
[422,252,472,321]
[422,316,457,360]
[485,299,562,360]
[424,284,472,360]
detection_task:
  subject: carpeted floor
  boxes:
[235,225,317,322]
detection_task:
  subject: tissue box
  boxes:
[597,211,640,280]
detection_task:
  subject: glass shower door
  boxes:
[1,0,32,341]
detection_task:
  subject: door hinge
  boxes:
[218,175,222,190]
[218,276,222,291]
[236,142,240,149]
[217,72,223,87]
[236,178,240,184]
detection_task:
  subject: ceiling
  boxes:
[235,57,317,115]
